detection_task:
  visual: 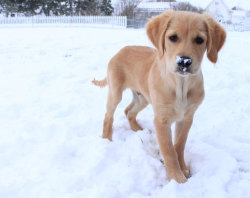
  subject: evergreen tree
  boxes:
[100,0,113,16]
[84,0,101,15]
[0,0,20,16]
[75,0,101,16]
[40,0,69,16]
[0,0,112,16]
[0,0,40,16]
[23,0,41,16]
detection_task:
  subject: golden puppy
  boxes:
[93,10,226,183]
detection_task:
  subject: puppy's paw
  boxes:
[128,118,143,131]
[168,171,187,183]
[182,167,191,179]
[131,123,143,131]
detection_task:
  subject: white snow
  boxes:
[0,27,250,198]
[176,56,182,63]
[184,58,192,64]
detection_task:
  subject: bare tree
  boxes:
[173,2,203,13]
[114,0,141,18]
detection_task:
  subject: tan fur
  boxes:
[93,10,226,183]
[92,78,107,87]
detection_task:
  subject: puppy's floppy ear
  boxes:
[204,14,226,63]
[146,10,173,56]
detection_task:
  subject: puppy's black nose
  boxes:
[176,56,192,68]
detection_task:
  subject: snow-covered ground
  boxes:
[0,27,249,198]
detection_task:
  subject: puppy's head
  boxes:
[146,10,226,76]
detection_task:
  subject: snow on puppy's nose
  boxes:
[176,56,192,70]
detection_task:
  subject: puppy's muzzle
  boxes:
[176,56,192,73]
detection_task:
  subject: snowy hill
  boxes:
[0,27,250,197]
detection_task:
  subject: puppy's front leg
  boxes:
[174,117,193,178]
[154,116,187,183]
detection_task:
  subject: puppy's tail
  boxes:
[92,78,107,88]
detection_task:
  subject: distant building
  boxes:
[129,0,250,28]
[205,0,231,22]
[231,10,249,24]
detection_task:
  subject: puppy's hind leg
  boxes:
[124,90,148,131]
[102,87,123,141]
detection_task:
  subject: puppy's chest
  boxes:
[174,94,188,120]
[173,79,190,120]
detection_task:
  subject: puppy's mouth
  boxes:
[175,67,193,75]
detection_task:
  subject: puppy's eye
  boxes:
[195,37,204,44]
[169,35,178,42]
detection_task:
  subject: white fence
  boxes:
[0,16,127,28]
[1,15,249,31]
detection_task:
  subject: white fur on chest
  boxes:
[174,77,189,121]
